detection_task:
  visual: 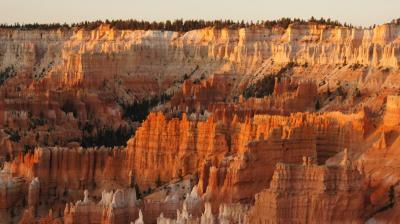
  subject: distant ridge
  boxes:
[0,17,355,31]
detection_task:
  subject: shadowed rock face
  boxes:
[1,22,400,223]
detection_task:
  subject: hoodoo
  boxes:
[1,9,400,223]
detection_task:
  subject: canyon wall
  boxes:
[0,22,399,223]
[1,23,400,93]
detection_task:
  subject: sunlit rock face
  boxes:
[123,110,366,211]
[1,23,400,92]
[0,21,400,223]
[0,109,367,223]
[384,95,400,127]
[247,160,365,224]
[1,23,398,146]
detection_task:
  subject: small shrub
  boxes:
[315,100,321,111]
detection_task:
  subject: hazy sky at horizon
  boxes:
[1,0,399,27]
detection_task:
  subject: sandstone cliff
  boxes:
[1,23,400,94]
[0,21,400,223]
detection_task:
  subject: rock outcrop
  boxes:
[63,188,139,224]
[156,202,248,224]
[0,174,25,223]
[1,21,400,223]
[125,110,366,207]
[2,146,129,220]
[27,177,40,215]
[384,95,400,127]
[1,23,400,102]
[171,77,318,118]
[247,159,365,223]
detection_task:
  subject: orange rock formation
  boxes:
[248,157,365,223]
[0,21,400,223]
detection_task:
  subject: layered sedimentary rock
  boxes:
[171,76,318,118]
[141,177,202,223]
[198,112,366,207]
[1,23,400,97]
[125,112,229,189]
[383,95,400,127]
[170,74,234,113]
[6,146,127,190]
[0,21,397,163]
[2,146,129,221]
[63,189,139,224]
[1,21,400,223]
[27,177,40,215]
[0,108,367,223]
[125,110,366,207]
[356,102,400,221]
[0,23,398,137]
[198,123,317,206]
[0,174,26,223]
[0,101,369,224]
[156,202,248,224]
[247,156,365,224]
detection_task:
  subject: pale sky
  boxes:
[1,0,399,27]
